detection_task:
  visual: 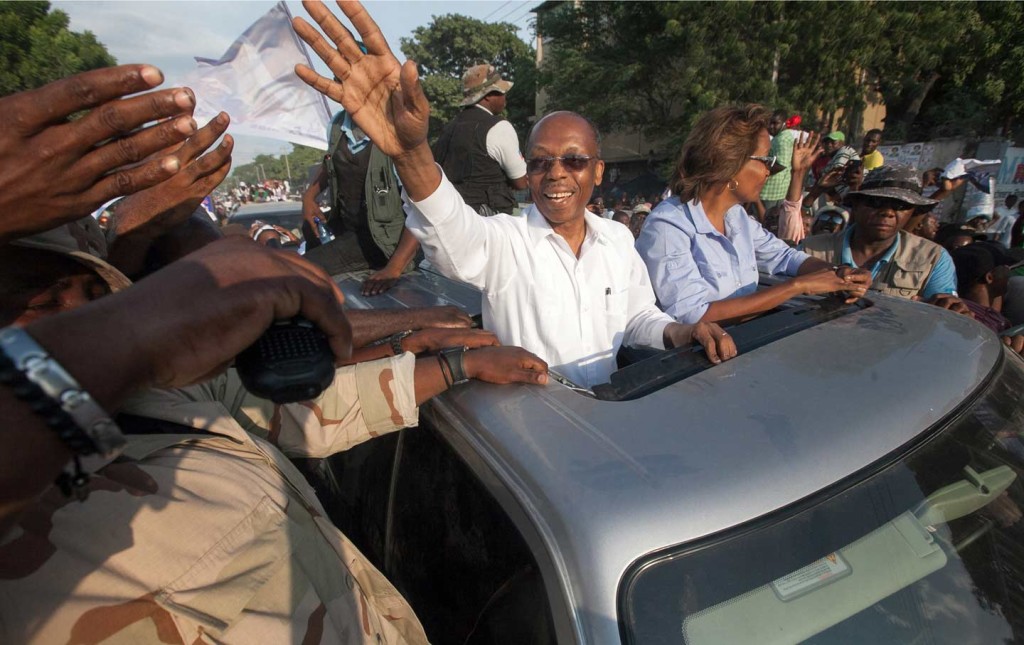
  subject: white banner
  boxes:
[179,1,331,150]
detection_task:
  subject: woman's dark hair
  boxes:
[671,104,770,202]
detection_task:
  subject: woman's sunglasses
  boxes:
[749,155,785,175]
[526,155,596,175]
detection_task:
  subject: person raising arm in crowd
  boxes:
[775,131,821,244]
[635,104,871,325]
[290,0,737,388]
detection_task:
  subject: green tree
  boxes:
[399,14,536,142]
[536,1,1024,150]
[0,1,116,96]
[537,2,789,150]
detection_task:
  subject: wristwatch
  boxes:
[389,330,414,356]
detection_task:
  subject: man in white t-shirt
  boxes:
[432,64,528,216]
[292,2,737,388]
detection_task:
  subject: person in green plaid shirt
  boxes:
[759,110,794,210]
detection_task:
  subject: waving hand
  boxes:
[293,1,430,159]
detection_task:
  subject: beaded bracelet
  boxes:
[0,327,126,499]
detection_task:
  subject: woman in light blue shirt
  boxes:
[636,105,870,324]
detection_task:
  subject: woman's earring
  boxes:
[728,179,739,192]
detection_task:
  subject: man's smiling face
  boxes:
[526,112,605,227]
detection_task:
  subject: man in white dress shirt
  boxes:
[292,0,736,388]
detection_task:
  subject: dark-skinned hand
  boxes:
[110,112,233,240]
[28,237,353,408]
[0,64,198,244]
[292,0,430,160]
[403,328,499,354]
[463,346,549,385]
[665,321,738,365]
[919,293,972,317]
[361,265,403,295]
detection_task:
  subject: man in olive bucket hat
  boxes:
[800,164,970,314]
[431,64,528,216]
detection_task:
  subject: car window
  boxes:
[382,413,556,645]
[621,352,1024,645]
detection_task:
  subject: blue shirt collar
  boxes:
[841,225,899,278]
[328,110,370,155]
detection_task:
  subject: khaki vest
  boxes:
[802,230,945,299]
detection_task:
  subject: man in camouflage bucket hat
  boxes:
[801,164,969,314]
[432,64,528,216]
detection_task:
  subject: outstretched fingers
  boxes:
[398,59,429,118]
[176,112,230,166]
[294,64,346,104]
[336,0,392,57]
[293,14,354,80]
[13,64,166,135]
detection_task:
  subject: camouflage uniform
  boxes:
[0,354,429,644]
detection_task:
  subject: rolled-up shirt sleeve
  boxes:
[776,199,805,243]
[227,353,419,458]
[749,218,809,276]
[637,216,714,324]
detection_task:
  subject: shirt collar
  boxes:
[473,104,495,116]
[684,199,745,236]
[525,204,608,248]
[683,199,718,235]
[841,225,899,272]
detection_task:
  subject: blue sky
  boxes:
[54,1,536,165]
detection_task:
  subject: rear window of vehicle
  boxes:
[620,352,1024,644]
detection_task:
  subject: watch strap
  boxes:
[389,330,413,356]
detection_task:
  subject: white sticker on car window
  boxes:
[770,552,851,602]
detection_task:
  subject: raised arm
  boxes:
[292,0,439,200]
[294,1,503,289]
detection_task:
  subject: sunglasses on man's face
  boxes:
[859,195,915,213]
[525,154,596,175]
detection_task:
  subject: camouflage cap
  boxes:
[460,64,513,107]
[11,218,132,292]
[845,164,937,208]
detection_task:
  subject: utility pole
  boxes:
[284,154,291,181]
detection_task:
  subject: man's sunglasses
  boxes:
[525,155,597,175]
[816,213,845,226]
[749,155,785,175]
[859,195,915,212]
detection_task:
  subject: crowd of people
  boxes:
[1,1,1023,643]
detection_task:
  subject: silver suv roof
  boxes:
[339,270,1003,644]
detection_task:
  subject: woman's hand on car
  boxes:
[665,322,737,364]
[793,268,869,300]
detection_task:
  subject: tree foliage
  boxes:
[537,1,1024,147]
[400,14,536,142]
[0,1,116,97]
